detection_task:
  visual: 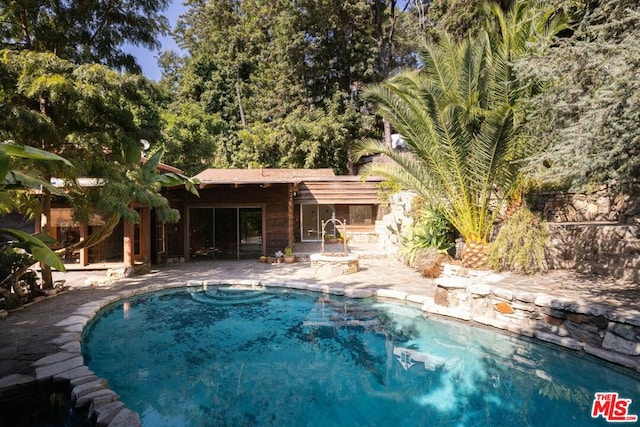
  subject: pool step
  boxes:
[190,287,274,305]
[303,298,381,328]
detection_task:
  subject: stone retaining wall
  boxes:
[428,266,640,372]
[537,184,640,224]
[546,223,640,283]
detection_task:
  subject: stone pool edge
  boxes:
[4,277,640,427]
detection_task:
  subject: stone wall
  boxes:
[538,186,640,283]
[377,189,640,282]
[537,183,640,224]
[374,191,416,256]
[546,223,640,282]
[427,266,640,371]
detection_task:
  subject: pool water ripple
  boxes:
[82,287,640,427]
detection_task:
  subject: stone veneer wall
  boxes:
[375,191,417,256]
[537,184,640,223]
[429,265,640,371]
[546,223,640,282]
[538,185,640,284]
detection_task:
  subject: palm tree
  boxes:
[354,1,567,268]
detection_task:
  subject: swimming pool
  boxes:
[82,286,640,426]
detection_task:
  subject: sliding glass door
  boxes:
[300,204,335,241]
[189,207,262,260]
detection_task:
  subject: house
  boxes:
[27,167,383,268]
[160,168,384,261]
[44,162,185,268]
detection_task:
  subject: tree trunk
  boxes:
[383,117,392,147]
[461,239,490,269]
[235,80,246,126]
[40,188,53,289]
[38,95,54,289]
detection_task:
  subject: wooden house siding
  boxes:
[165,184,290,257]
[294,180,380,204]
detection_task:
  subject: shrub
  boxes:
[400,207,455,266]
[487,207,548,274]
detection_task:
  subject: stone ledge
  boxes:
[92,400,125,427]
[33,352,78,367]
[431,279,640,372]
[344,288,374,299]
[52,365,93,383]
[76,389,119,408]
[583,345,639,369]
[375,289,407,300]
[107,408,140,427]
[71,379,109,403]
[35,356,84,381]
[534,331,583,351]
[0,374,34,390]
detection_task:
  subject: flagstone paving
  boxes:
[1,258,639,426]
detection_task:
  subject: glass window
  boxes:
[349,205,372,225]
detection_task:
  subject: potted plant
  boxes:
[275,250,284,263]
[259,255,267,263]
[284,247,295,263]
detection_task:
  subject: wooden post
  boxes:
[288,185,295,247]
[123,219,134,267]
[79,222,88,266]
[139,207,150,263]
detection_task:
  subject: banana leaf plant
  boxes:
[1,141,72,298]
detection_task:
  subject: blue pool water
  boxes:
[82,287,640,426]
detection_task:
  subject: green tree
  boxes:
[161,102,228,175]
[521,0,640,190]
[0,0,169,73]
[164,0,425,172]
[355,0,565,267]
[0,50,182,286]
[424,0,516,40]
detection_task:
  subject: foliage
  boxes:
[0,0,170,73]
[0,244,36,285]
[424,0,507,40]
[487,206,548,274]
[0,50,185,224]
[354,0,565,266]
[161,102,228,175]
[400,207,455,266]
[161,0,427,171]
[520,0,640,191]
[376,180,404,207]
[1,142,68,275]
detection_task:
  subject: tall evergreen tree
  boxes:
[162,0,426,172]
